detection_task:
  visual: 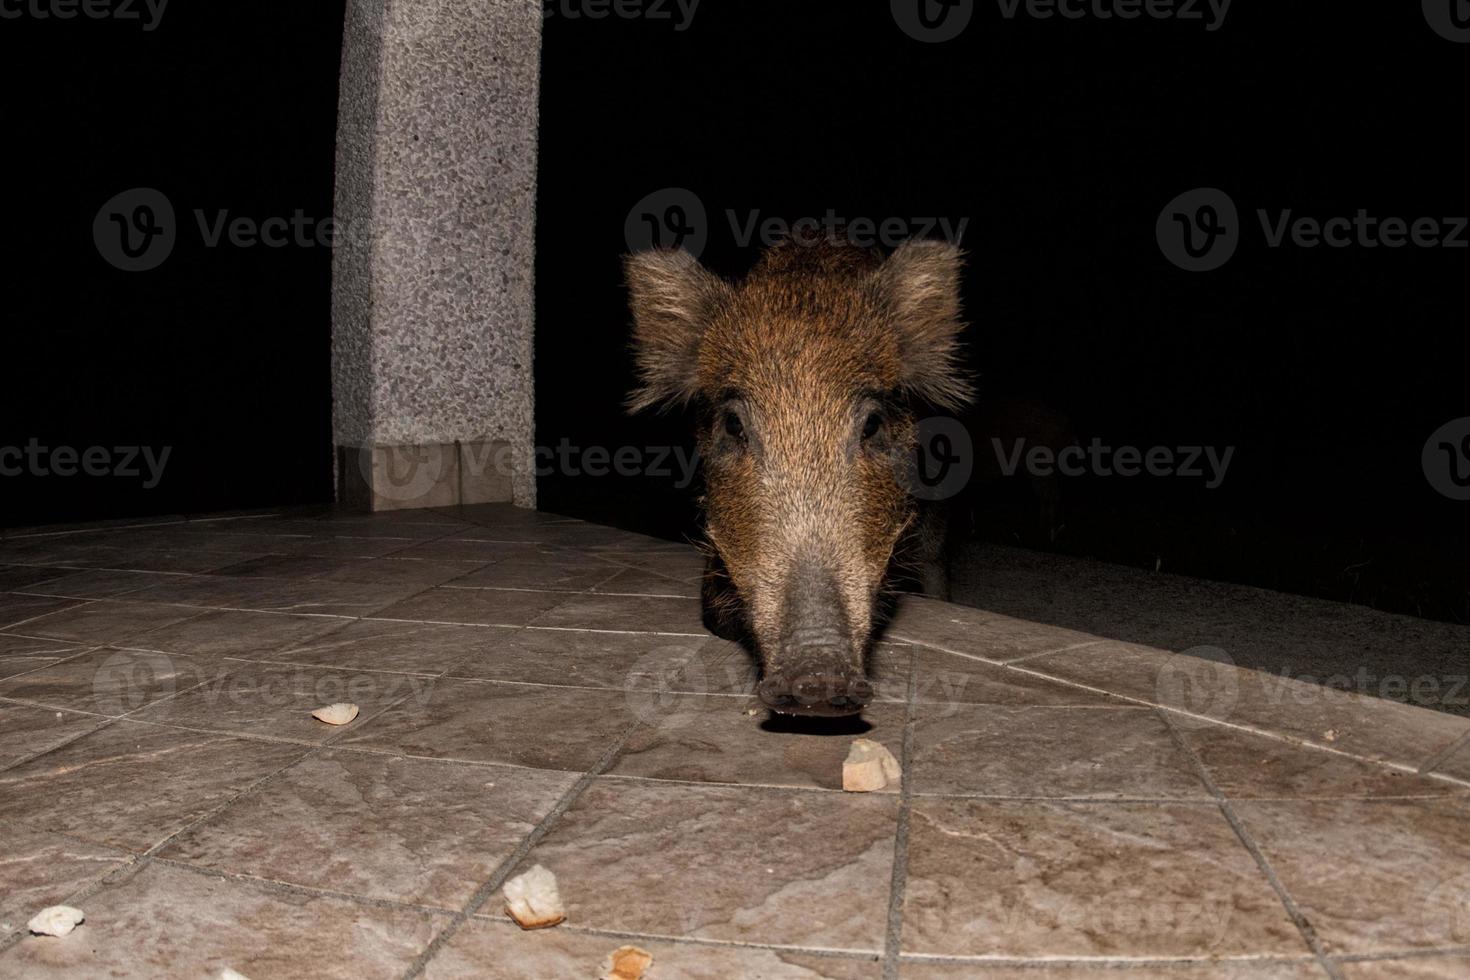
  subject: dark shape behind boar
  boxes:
[625,239,971,716]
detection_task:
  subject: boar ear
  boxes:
[624,249,729,413]
[877,240,974,410]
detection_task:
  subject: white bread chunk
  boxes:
[503,864,565,929]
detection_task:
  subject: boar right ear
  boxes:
[624,249,729,413]
[876,240,974,410]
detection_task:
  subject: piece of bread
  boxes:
[503,864,565,930]
[602,944,654,980]
[842,738,902,792]
[310,702,359,725]
[27,906,85,937]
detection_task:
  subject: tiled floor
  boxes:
[0,506,1467,979]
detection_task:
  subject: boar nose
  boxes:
[758,629,874,717]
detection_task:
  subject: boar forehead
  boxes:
[696,257,902,399]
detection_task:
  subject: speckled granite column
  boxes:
[332,0,539,510]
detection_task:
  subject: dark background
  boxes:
[2,1,1466,624]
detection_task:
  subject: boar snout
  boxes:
[755,570,875,717]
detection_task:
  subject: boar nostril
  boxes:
[757,661,874,717]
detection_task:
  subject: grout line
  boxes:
[880,648,920,979]
[148,857,462,918]
[398,723,640,979]
[472,916,885,959]
[1420,728,1470,776]
[896,952,1327,966]
[994,638,1114,666]
[1158,709,1345,980]
[1332,946,1470,964]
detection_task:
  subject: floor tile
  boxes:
[909,705,1209,799]
[0,862,441,979]
[260,619,507,674]
[680,636,760,694]
[370,586,570,627]
[0,722,308,851]
[501,779,898,949]
[126,661,428,742]
[1338,956,1470,978]
[0,703,104,769]
[19,569,182,599]
[1179,724,1463,799]
[589,565,700,597]
[609,696,907,791]
[159,750,575,909]
[897,961,1326,979]
[885,597,1102,663]
[120,608,352,659]
[448,558,620,592]
[1232,798,1470,954]
[389,538,564,563]
[902,798,1305,957]
[426,920,881,978]
[1021,642,1470,770]
[339,677,639,770]
[0,828,131,935]
[313,557,488,587]
[0,634,85,680]
[10,600,201,645]
[0,594,84,631]
[529,592,707,635]
[444,626,705,690]
[0,647,229,716]
[0,565,79,591]
[906,647,1121,707]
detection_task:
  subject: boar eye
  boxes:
[862,412,884,441]
[723,411,745,440]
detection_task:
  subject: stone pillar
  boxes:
[332,0,540,511]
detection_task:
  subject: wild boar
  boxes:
[625,238,970,715]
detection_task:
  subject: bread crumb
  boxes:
[310,703,360,726]
[602,944,654,980]
[27,906,84,937]
[843,738,901,792]
[503,864,565,930]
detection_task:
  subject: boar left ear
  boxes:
[624,249,730,413]
[876,240,974,410]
